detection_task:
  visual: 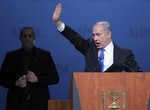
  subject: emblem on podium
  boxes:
[102,89,126,110]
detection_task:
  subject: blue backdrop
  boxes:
[0,0,150,110]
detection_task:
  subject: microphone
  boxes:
[91,58,101,72]
[122,63,134,72]
[92,63,100,72]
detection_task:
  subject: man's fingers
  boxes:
[56,3,62,13]
[53,3,62,20]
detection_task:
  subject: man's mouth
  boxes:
[95,41,101,48]
[95,41,100,45]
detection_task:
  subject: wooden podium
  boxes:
[48,72,150,110]
[72,72,150,110]
[48,100,71,110]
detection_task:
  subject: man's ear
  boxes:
[34,36,36,40]
[108,31,111,38]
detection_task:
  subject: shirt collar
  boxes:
[104,41,114,53]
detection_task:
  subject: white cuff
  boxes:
[57,22,65,32]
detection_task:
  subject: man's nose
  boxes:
[93,35,99,40]
[26,36,31,39]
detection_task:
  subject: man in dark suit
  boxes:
[0,26,59,110]
[52,3,142,72]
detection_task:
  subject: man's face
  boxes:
[92,24,111,49]
[19,29,36,50]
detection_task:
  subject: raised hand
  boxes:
[53,3,63,26]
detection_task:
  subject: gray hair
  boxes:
[93,21,112,32]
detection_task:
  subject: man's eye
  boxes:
[96,33,101,37]
[22,34,33,38]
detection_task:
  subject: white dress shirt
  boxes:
[98,41,114,71]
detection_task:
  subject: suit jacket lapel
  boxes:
[92,46,101,71]
[105,43,120,72]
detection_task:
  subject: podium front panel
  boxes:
[72,72,150,110]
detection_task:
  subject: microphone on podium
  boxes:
[92,63,100,72]
[122,63,134,72]
[91,58,102,72]
[91,61,134,72]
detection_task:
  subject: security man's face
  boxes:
[19,29,36,50]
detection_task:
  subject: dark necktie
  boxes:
[98,48,105,72]
[23,52,30,73]
[22,50,32,100]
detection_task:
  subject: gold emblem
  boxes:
[108,91,120,109]
[102,89,126,110]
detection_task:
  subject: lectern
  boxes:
[72,72,150,110]
[48,72,150,110]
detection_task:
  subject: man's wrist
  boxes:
[57,22,65,32]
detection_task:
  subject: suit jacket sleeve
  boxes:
[124,49,142,72]
[60,24,92,55]
[35,51,59,87]
[0,53,17,88]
